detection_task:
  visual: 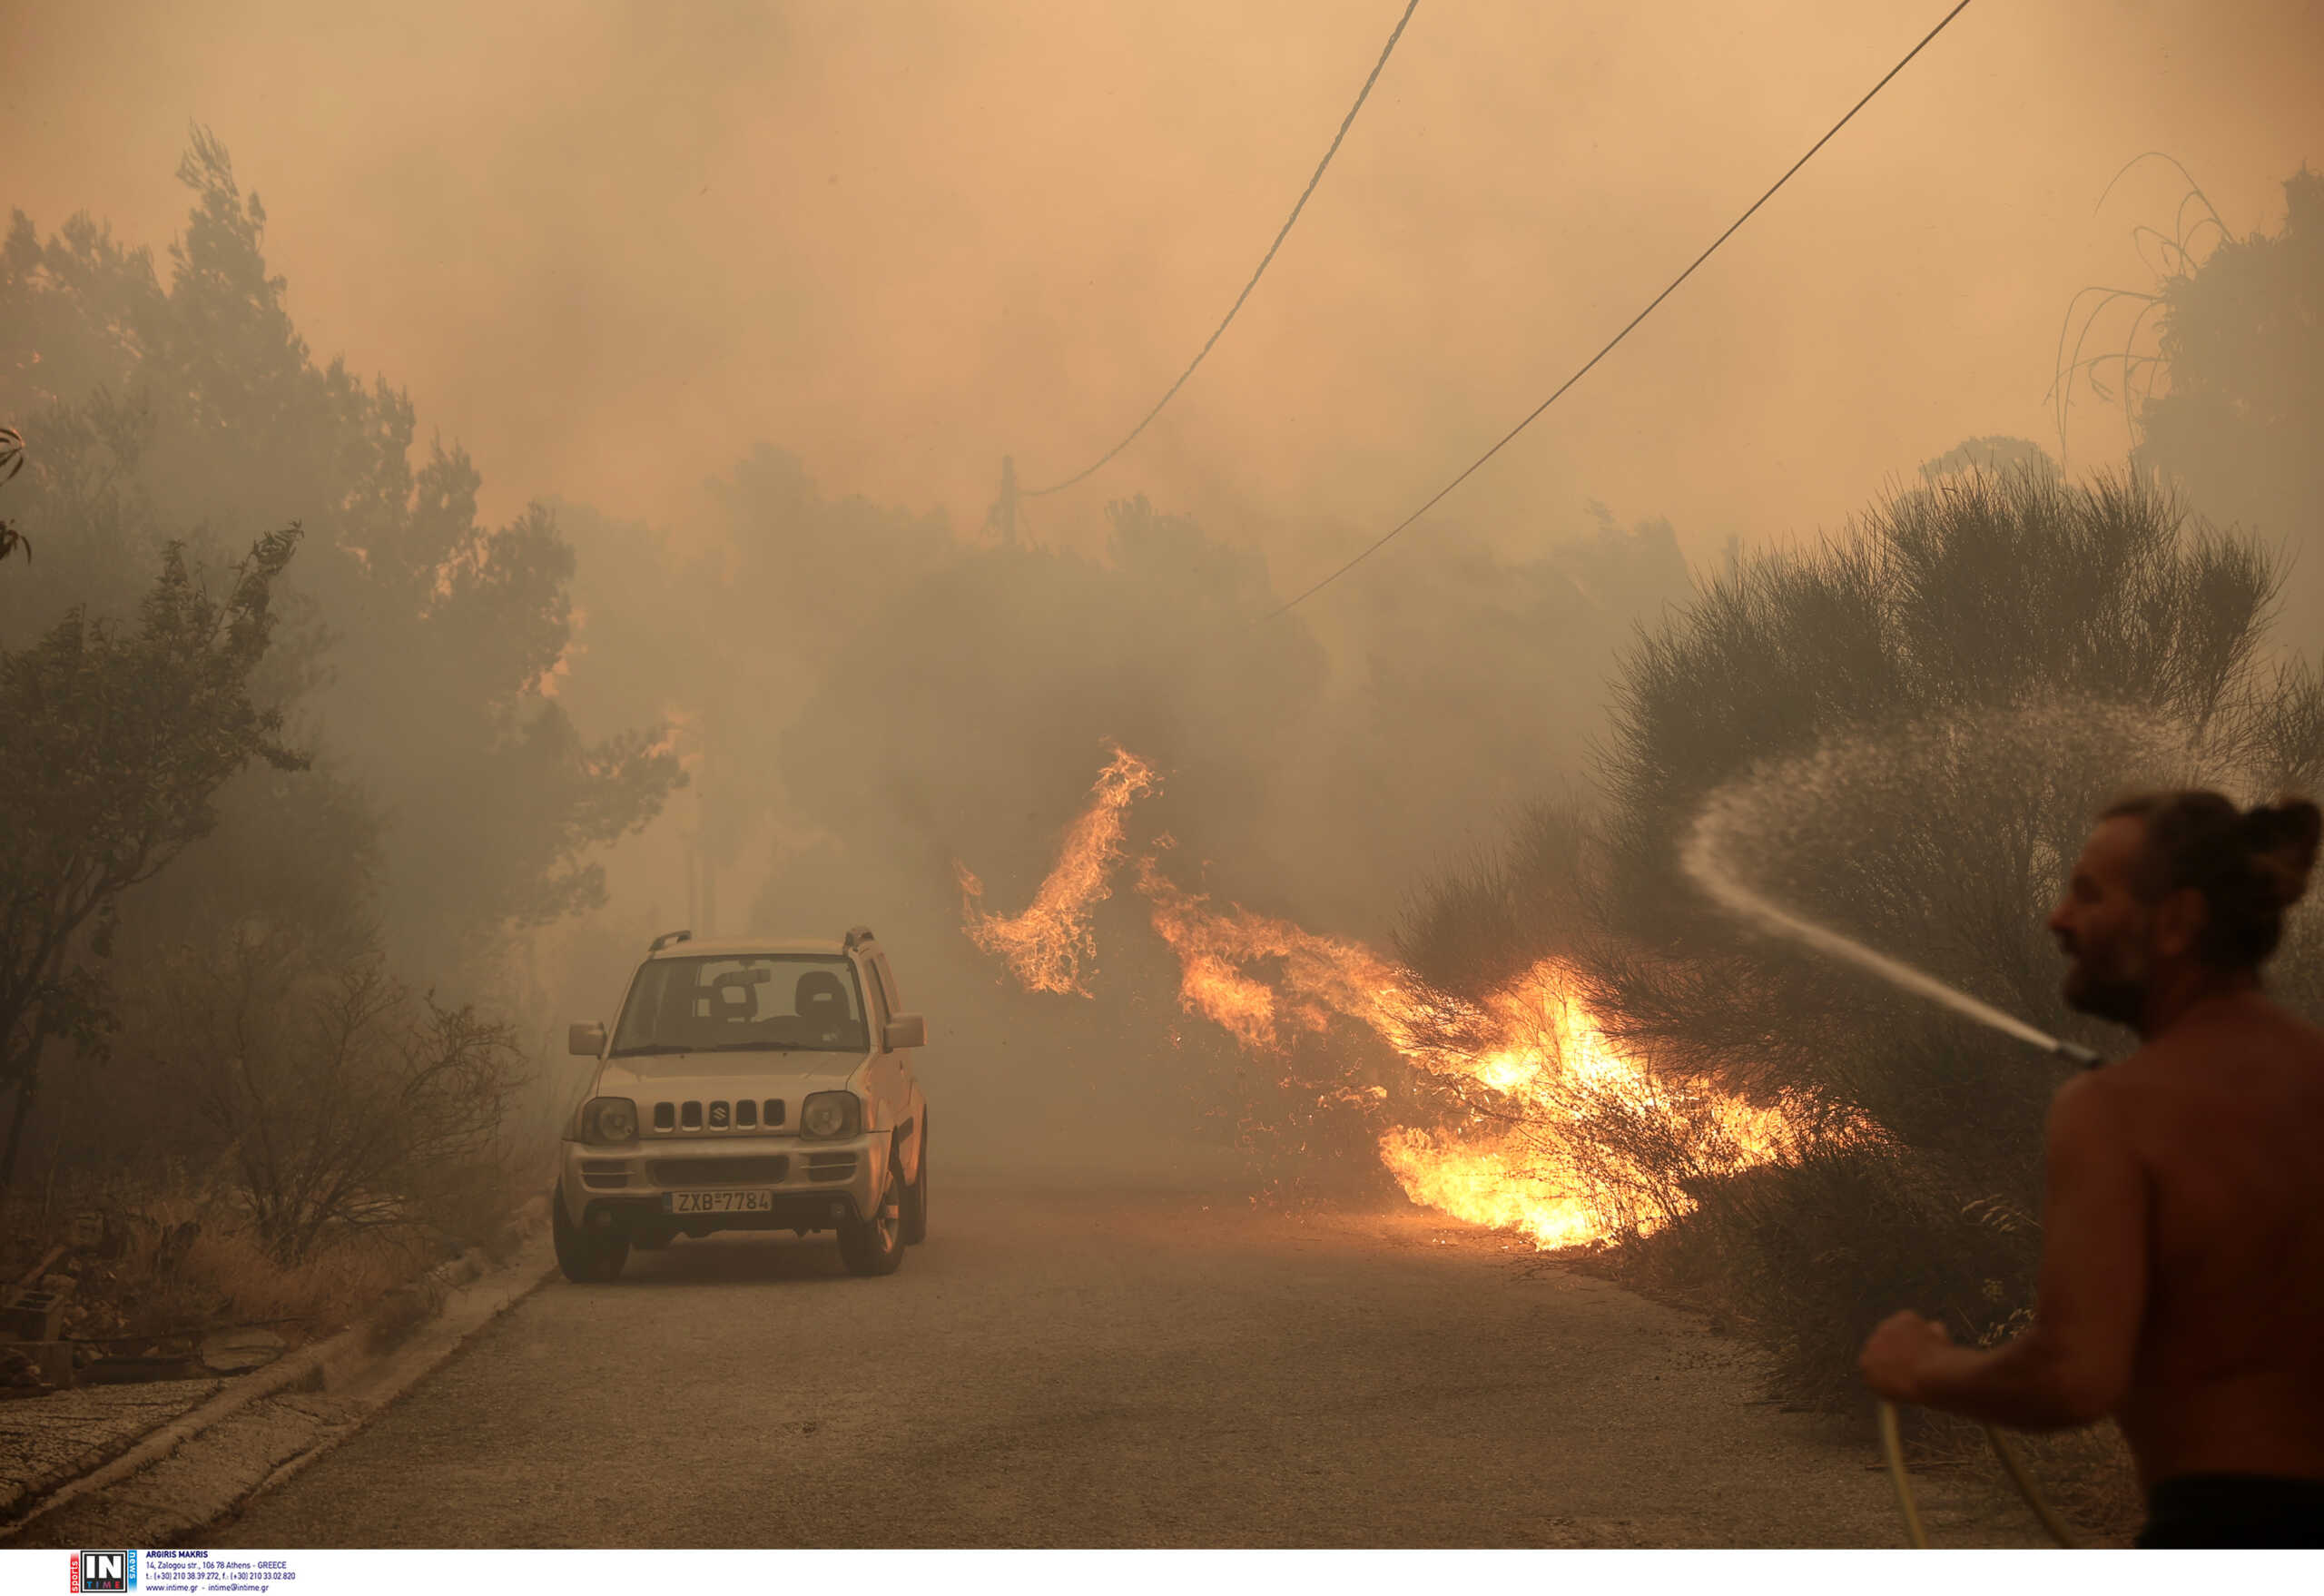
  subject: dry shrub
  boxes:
[27,1187,436,1345]
[137,1198,432,1337]
[168,1210,433,1335]
[139,935,531,1264]
[1219,1024,1413,1209]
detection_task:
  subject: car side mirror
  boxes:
[568,1021,607,1058]
[883,1013,926,1052]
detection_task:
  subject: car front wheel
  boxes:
[551,1187,630,1283]
[901,1120,929,1246]
[836,1158,906,1276]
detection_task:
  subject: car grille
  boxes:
[649,1156,790,1187]
[580,1159,631,1189]
[651,1098,786,1133]
[803,1152,857,1183]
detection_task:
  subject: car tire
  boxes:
[901,1120,929,1246]
[551,1187,631,1283]
[836,1155,907,1276]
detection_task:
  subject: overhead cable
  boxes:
[1024,0,1423,498]
[1260,0,1976,621]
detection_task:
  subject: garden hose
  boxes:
[1878,1400,1929,1546]
[1878,1398,2080,1547]
[1873,1051,2103,1547]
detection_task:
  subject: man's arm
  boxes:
[1869,1075,2149,1428]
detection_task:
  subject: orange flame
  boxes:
[965,751,1868,1247]
[1135,852,1408,1051]
[956,745,1158,994]
[1366,955,1856,1246]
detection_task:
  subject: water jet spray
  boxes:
[1682,803,2102,1070]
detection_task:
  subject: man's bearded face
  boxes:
[2049,816,2162,1027]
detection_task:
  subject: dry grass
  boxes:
[8,1187,439,1347]
[161,1208,435,1339]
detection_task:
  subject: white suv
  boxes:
[554,925,930,1282]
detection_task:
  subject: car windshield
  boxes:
[610,954,869,1057]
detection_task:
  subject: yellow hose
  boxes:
[1877,1399,1929,1547]
[1984,1423,2082,1547]
[1877,1398,2080,1548]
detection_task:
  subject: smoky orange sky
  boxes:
[7,0,2320,588]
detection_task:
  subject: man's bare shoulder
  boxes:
[2097,995,2324,1104]
[2073,1028,2215,1128]
[2043,1067,2135,1147]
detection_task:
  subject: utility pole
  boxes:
[684,830,699,937]
[986,455,1019,547]
[695,769,716,939]
[700,834,717,940]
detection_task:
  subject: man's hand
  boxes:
[1858,1079,2146,1430]
[1859,1309,1952,1404]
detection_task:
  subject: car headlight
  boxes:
[582,1097,638,1145]
[800,1091,861,1139]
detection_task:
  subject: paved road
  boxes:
[217,1176,2046,1547]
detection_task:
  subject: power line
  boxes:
[1023,0,1423,499]
[1260,0,1976,622]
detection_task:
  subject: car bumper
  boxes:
[556,1131,887,1237]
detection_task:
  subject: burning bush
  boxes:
[1451,465,2316,1426]
[955,752,1863,1246]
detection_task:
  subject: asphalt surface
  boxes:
[215,1174,2048,1547]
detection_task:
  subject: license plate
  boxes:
[666,1189,773,1215]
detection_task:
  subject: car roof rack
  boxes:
[649,929,694,953]
[842,924,875,951]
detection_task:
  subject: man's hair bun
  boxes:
[2102,789,2319,969]
[2242,797,2323,910]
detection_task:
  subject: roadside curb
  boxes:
[0,1197,555,1548]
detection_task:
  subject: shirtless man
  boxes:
[1858,790,2324,1549]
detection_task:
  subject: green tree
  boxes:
[0,427,25,563]
[0,529,303,1196]
[771,494,1326,931]
[2057,165,2323,637]
[2138,168,2323,635]
[0,131,682,980]
[557,445,952,934]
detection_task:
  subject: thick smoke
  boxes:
[4,0,2319,1195]
[7,2,2319,555]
